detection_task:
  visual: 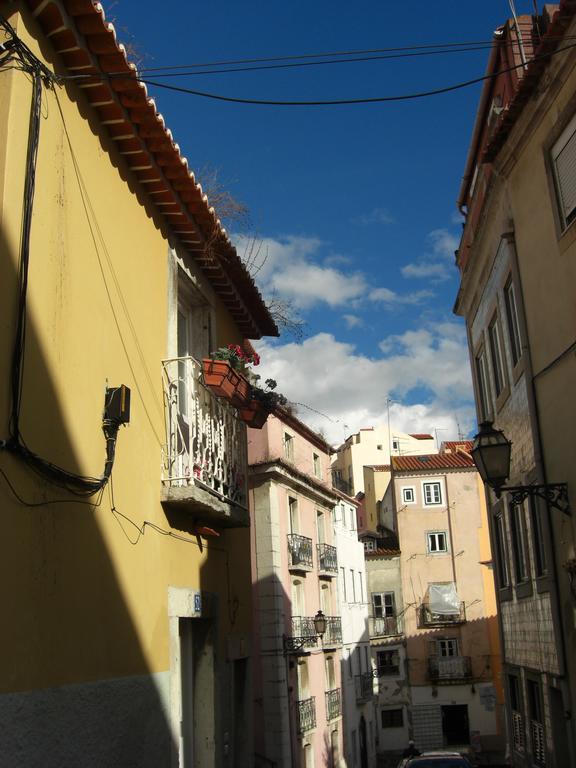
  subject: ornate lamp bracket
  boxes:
[504,483,570,516]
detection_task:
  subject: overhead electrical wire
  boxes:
[135,40,576,106]
[106,35,576,75]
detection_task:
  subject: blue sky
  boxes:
[109,1,534,444]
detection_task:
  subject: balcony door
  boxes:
[175,289,211,481]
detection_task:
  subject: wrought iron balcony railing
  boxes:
[332,475,353,496]
[418,602,466,628]
[286,616,319,652]
[325,688,341,720]
[297,697,316,733]
[317,543,338,575]
[287,534,313,571]
[369,615,403,638]
[428,655,472,682]
[355,673,375,703]
[161,357,248,513]
[322,616,342,647]
[512,711,525,753]
[530,720,545,766]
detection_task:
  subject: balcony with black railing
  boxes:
[369,615,403,638]
[322,616,342,648]
[325,688,341,721]
[287,534,313,572]
[317,543,338,576]
[418,602,466,628]
[285,616,319,653]
[355,673,375,703]
[297,696,316,733]
[428,655,472,683]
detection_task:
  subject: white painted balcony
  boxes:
[161,356,249,527]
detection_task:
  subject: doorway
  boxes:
[441,705,469,746]
[359,715,368,768]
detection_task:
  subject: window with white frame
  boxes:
[312,452,322,479]
[423,481,442,505]
[551,112,576,229]
[427,531,448,553]
[437,638,458,657]
[504,277,523,367]
[401,486,415,504]
[372,592,395,618]
[475,347,492,420]
[489,315,506,397]
[284,432,294,461]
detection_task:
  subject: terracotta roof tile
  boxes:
[368,464,391,471]
[392,453,475,472]
[441,440,474,453]
[27,0,278,339]
[409,433,434,440]
[366,548,401,557]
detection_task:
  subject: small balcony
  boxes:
[325,688,341,720]
[418,602,466,628]
[285,616,319,652]
[369,615,403,638]
[317,543,338,577]
[288,534,313,572]
[428,655,472,683]
[161,357,248,527]
[322,616,342,648]
[297,697,316,733]
[355,673,375,703]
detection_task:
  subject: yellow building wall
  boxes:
[0,5,249,701]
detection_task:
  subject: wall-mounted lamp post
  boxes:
[471,421,570,515]
[283,610,327,654]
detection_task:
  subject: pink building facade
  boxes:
[249,411,344,768]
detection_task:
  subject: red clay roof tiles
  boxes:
[392,453,475,472]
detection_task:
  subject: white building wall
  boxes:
[333,498,377,768]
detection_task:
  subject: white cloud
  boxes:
[401,262,452,281]
[254,321,475,445]
[236,233,434,311]
[369,287,434,305]
[401,227,460,284]
[352,207,395,226]
[429,228,459,258]
[343,314,363,329]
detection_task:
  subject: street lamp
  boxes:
[471,421,570,515]
[283,610,327,654]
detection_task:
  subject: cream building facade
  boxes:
[454,4,576,766]
[331,427,435,500]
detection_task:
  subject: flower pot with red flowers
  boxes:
[239,379,287,429]
[202,344,260,407]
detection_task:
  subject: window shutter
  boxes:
[428,640,438,657]
[554,125,576,225]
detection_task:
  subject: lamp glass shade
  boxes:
[471,421,512,491]
[313,610,327,637]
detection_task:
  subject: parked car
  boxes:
[398,752,473,768]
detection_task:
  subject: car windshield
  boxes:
[408,760,469,767]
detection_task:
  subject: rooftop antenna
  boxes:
[456,418,465,441]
